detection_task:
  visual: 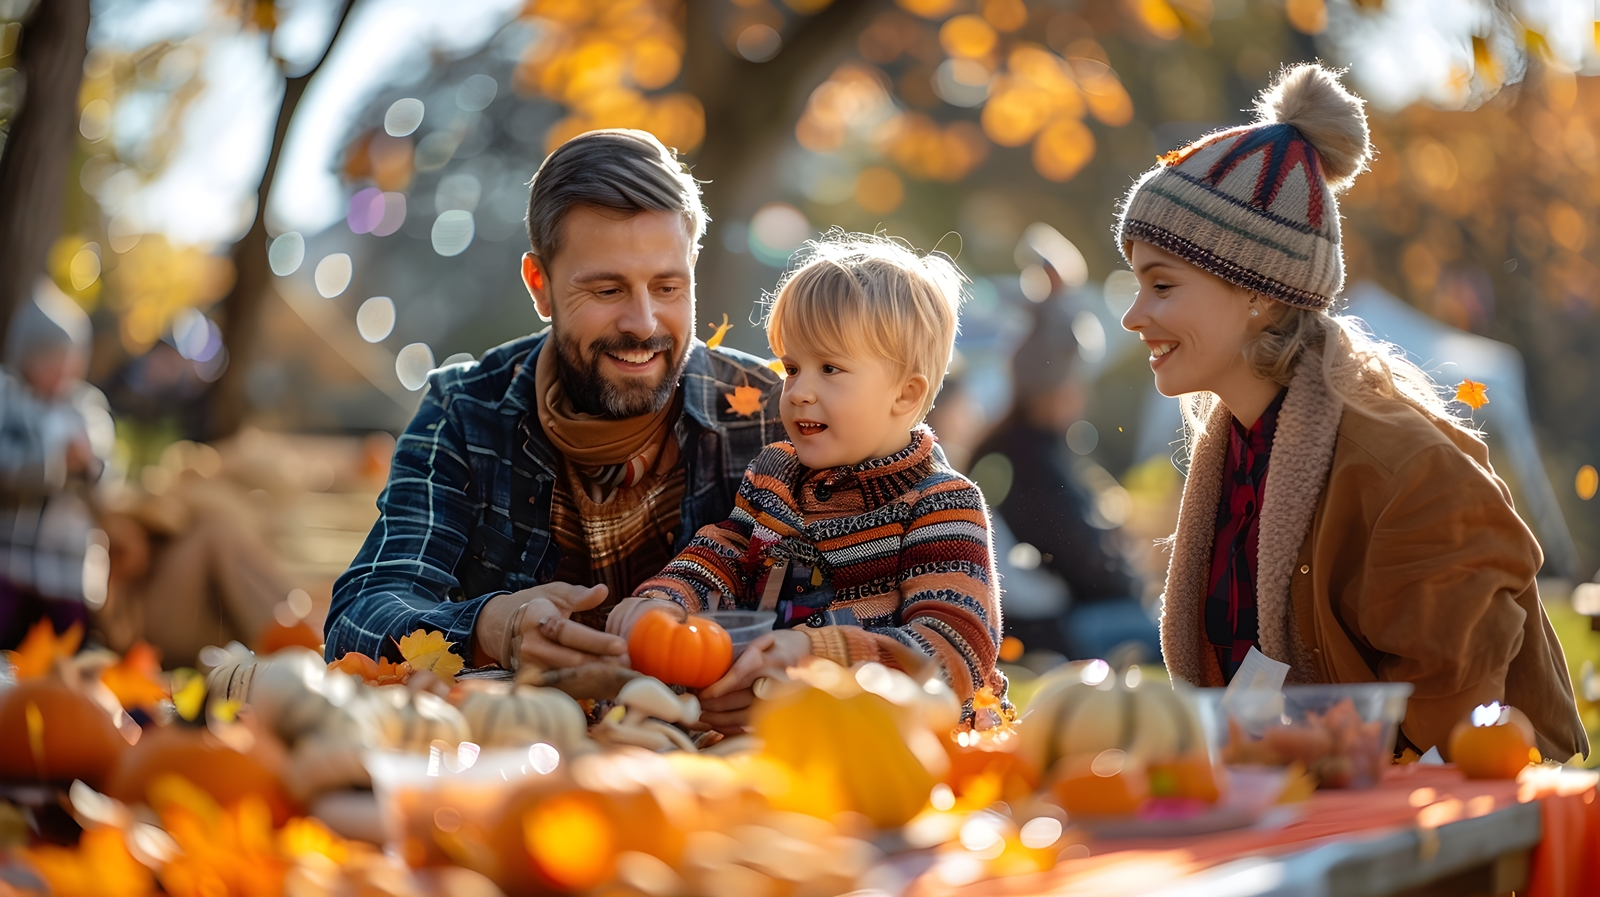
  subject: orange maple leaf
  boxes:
[705,313,733,349]
[397,630,463,684]
[100,642,168,711]
[1455,379,1489,410]
[22,826,155,897]
[328,651,412,685]
[373,657,414,686]
[4,619,82,679]
[725,385,764,417]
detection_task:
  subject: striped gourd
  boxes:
[1018,665,1206,776]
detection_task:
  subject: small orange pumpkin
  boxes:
[109,723,295,823]
[627,608,733,689]
[0,675,126,789]
[257,618,323,655]
[1448,702,1539,779]
[1047,749,1149,817]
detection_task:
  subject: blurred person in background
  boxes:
[0,280,115,648]
[326,129,785,675]
[974,285,1159,665]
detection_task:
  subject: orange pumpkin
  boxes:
[1448,703,1540,779]
[1047,750,1149,816]
[257,618,323,655]
[327,652,380,680]
[109,724,295,823]
[1148,756,1220,802]
[0,676,126,789]
[942,731,1038,802]
[627,608,732,689]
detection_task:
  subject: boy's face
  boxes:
[779,340,928,470]
[23,346,85,401]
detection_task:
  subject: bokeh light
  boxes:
[383,98,425,137]
[356,296,396,343]
[737,24,783,62]
[268,232,305,276]
[431,210,476,257]
[314,253,353,298]
[749,203,811,267]
[455,74,498,112]
[395,342,436,391]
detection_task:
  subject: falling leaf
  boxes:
[397,630,463,684]
[705,313,733,349]
[4,619,82,679]
[766,358,787,377]
[100,643,168,711]
[725,385,765,417]
[1455,379,1489,410]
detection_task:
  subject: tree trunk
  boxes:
[683,0,887,355]
[0,0,91,353]
[207,0,356,438]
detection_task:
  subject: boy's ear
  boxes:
[892,373,930,419]
[522,252,553,321]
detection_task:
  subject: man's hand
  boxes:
[472,583,626,672]
[696,629,812,733]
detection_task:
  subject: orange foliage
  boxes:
[4,619,82,679]
[100,642,168,711]
[21,827,155,897]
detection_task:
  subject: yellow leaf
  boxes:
[171,669,207,722]
[766,358,787,377]
[725,385,764,417]
[4,619,82,679]
[397,629,464,684]
[1455,379,1489,410]
[705,313,732,349]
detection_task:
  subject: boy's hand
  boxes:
[697,629,812,733]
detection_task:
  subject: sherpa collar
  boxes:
[1160,360,1343,685]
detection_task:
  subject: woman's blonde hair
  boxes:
[764,231,965,422]
[1179,298,1470,451]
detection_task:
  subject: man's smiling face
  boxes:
[523,205,696,418]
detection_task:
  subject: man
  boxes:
[325,130,785,678]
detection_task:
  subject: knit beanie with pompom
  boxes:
[1116,64,1373,310]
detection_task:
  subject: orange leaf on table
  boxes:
[397,630,463,684]
[374,657,413,685]
[4,619,83,679]
[725,385,764,417]
[100,642,168,711]
[1455,379,1489,410]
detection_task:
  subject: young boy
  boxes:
[606,233,1005,729]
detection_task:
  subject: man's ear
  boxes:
[893,373,930,419]
[522,252,553,321]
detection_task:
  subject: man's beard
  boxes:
[553,330,688,419]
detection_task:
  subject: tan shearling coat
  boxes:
[1160,361,1588,762]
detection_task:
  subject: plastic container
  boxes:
[702,610,775,657]
[364,743,564,866]
[1190,682,1412,789]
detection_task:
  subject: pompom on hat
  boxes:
[1116,64,1373,310]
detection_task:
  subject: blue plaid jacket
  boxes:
[325,331,786,662]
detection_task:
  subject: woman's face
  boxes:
[1121,241,1268,398]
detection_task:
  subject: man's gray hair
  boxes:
[525,129,707,262]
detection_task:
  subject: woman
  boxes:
[1117,63,1586,760]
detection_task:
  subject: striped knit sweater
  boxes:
[635,427,1005,703]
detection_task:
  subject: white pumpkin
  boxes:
[1018,664,1207,775]
[456,685,590,754]
[363,686,472,751]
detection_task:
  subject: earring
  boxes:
[1249,297,1259,317]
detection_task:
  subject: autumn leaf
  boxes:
[374,657,413,686]
[170,669,207,722]
[766,358,786,377]
[705,313,733,349]
[1455,379,1489,410]
[22,827,155,897]
[725,385,764,417]
[100,642,168,711]
[397,630,463,684]
[4,619,82,679]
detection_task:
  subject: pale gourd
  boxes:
[1018,666,1207,776]
[363,686,472,751]
[457,685,590,755]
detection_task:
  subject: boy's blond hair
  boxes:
[764,232,965,422]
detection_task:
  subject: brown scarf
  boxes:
[533,340,680,498]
